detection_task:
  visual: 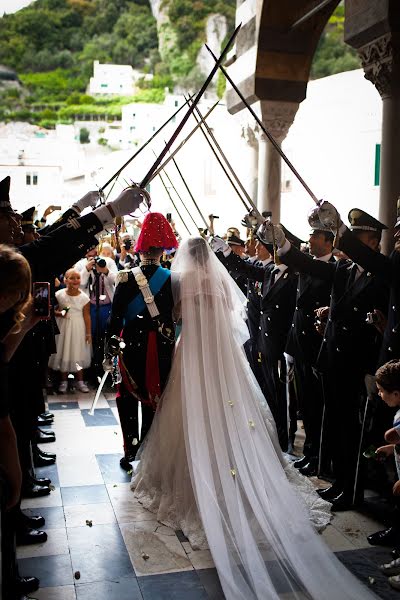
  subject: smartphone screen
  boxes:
[33,282,51,319]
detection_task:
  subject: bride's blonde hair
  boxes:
[0,244,32,333]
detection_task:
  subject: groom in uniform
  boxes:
[106,212,178,470]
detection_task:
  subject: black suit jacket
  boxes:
[339,228,400,365]
[280,244,388,374]
[220,252,297,359]
[285,255,336,365]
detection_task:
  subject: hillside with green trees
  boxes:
[0,0,358,129]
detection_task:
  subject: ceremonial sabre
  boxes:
[161,147,200,232]
[139,23,242,189]
[170,155,209,231]
[190,99,254,211]
[100,94,194,193]
[89,371,109,416]
[206,45,320,205]
[147,101,219,183]
[157,169,192,235]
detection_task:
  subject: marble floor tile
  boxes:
[22,506,65,530]
[96,453,131,484]
[57,454,104,487]
[67,522,127,553]
[17,527,68,559]
[196,568,224,600]
[78,397,109,410]
[70,547,135,584]
[106,482,132,498]
[30,585,77,600]
[320,523,356,552]
[64,502,116,528]
[61,484,109,506]
[75,576,143,600]
[111,492,159,523]
[186,549,215,570]
[331,510,384,549]
[47,401,80,410]
[21,488,62,509]
[138,571,207,599]
[81,407,118,427]
[18,554,74,587]
[120,521,193,576]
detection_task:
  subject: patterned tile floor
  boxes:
[20,389,399,599]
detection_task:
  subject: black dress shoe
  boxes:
[37,414,54,425]
[317,483,342,501]
[299,458,318,477]
[33,453,56,467]
[31,475,52,487]
[41,411,54,419]
[293,456,309,469]
[16,526,48,546]
[21,512,46,528]
[21,483,51,499]
[392,548,400,559]
[120,455,135,471]
[15,575,40,594]
[35,447,56,459]
[35,429,56,443]
[368,527,400,547]
[330,492,363,512]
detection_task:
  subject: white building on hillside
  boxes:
[89,60,153,96]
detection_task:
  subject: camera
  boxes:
[94,256,107,269]
[33,282,50,319]
[366,311,378,325]
[123,240,132,251]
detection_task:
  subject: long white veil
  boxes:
[171,237,377,600]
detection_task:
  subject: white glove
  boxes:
[257,222,286,248]
[94,187,150,226]
[241,210,264,228]
[210,236,231,257]
[72,191,100,214]
[308,201,342,231]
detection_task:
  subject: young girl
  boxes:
[49,269,91,393]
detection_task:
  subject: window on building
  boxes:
[26,172,38,185]
[33,174,38,185]
[374,143,381,186]
[174,100,178,107]
[26,174,31,185]
[101,83,108,88]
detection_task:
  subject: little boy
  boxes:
[368,360,400,590]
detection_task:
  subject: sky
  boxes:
[0,0,35,14]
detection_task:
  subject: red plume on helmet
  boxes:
[134,212,178,253]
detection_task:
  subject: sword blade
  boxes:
[140,24,241,189]
[206,44,320,205]
[148,101,219,183]
[100,94,194,192]
[89,371,109,416]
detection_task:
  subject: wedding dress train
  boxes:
[132,237,377,600]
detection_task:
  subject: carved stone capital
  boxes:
[258,100,299,144]
[241,122,259,149]
[358,33,400,99]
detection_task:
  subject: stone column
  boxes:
[358,34,400,255]
[257,101,299,220]
[241,122,259,204]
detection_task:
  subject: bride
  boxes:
[132,237,377,600]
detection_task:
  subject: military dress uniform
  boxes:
[106,212,178,468]
[285,248,336,474]
[280,213,389,508]
[107,265,175,462]
[219,251,298,451]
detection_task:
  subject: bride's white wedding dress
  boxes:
[132,238,377,600]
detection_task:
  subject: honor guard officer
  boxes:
[260,210,389,510]
[315,199,400,367]
[211,228,300,452]
[285,224,335,477]
[106,212,178,471]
